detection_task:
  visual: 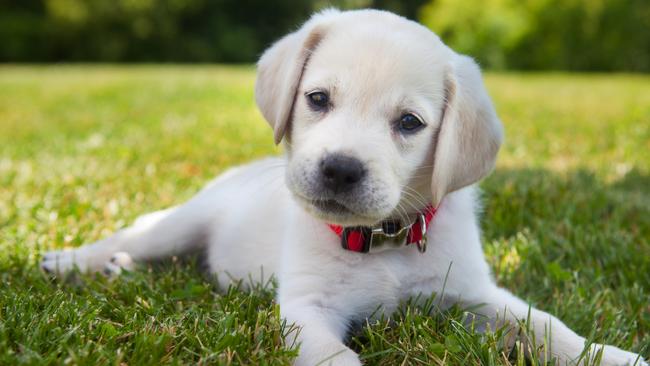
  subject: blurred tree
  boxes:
[510,0,650,71]
[420,0,650,71]
[0,0,314,62]
[0,0,647,71]
[0,0,50,61]
[420,0,529,69]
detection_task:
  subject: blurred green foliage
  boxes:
[0,0,315,62]
[420,0,650,71]
[0,0,423,63]
[1,0,648,71]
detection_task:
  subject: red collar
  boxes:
[327,205,437,254]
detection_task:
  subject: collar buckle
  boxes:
[414,213,427,253]
[341,214,427,253]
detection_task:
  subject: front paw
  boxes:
[590,344,647,366]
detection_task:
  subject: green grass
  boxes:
[1,65,648,365]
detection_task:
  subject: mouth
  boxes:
[306,197,383,226]
[289,189,386,226]
[311,199,354,215]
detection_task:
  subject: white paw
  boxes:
[41,248,92,275]
[591,344,647,366]
[40,245,117,276]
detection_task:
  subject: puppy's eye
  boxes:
[306,91,329,109]
[397,113,424,133]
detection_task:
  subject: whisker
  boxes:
[401,190,428,212]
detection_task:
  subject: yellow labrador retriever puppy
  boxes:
[41,9,646,366]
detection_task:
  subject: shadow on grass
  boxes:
[482,167,649,241]
[480,166,649,291]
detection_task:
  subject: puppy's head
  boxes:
[256,9,503,226]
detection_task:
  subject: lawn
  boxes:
[0,65,648,365]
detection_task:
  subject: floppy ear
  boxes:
[255,12,336,144]
[431,55,504,206]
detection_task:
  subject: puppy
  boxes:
[41,9,646,366]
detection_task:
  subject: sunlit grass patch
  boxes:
[1,66,648,364]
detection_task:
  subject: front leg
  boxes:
[471,286,647,366]
[281,299,361,366]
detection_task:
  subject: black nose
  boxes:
[320,154,365,193]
